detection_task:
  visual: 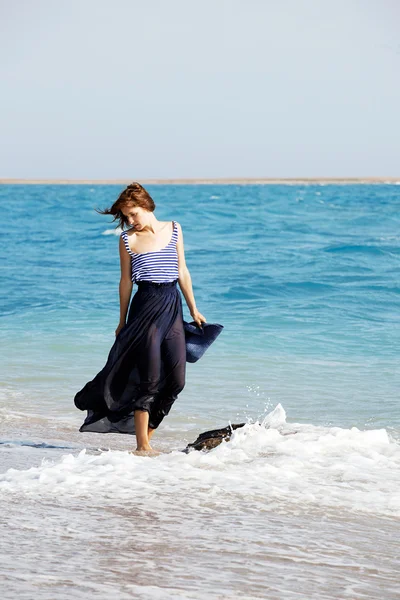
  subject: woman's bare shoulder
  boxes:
[121,227,136,239]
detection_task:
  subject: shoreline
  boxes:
[0,177,399,185]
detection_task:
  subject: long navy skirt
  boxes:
[74,280,186,434]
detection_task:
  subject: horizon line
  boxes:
[1,177,400,185]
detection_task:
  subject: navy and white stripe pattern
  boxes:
[121,220,179,283]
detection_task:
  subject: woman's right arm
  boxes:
[116,236,133,336]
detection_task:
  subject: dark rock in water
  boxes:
[185,423,246,452]
[184,423,298,452]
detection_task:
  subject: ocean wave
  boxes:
[323,244,386,255]
[102,227,122,235]
[1,405,399,519]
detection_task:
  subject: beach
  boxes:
[1,182,399,599]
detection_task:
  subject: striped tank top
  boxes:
[120,220,179,284]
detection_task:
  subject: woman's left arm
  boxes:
[176,222,206,327]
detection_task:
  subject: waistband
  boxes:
[136,279,178,289]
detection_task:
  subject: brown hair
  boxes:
[96,182,156,229]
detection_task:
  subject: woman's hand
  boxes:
[190,309,207,329]
[115,322,126,337]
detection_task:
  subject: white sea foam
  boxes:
[1,405,399,518]
[102,227,122,235]
[1,405,400,599]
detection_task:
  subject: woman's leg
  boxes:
[134,410,152,451]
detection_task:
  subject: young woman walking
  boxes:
[74,182,207,452]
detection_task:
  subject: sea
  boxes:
[0,183,399,599]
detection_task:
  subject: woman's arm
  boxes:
[116,236,133,335]
[176,222,206,327]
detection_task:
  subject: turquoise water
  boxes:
[1,184,400,600]
[1,184,399,430]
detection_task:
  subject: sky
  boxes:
[1,0,399,179]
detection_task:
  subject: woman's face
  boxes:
[121,204,148,229]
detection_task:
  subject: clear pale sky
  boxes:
[1,0,399,179]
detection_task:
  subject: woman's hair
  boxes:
[96,182,156,229]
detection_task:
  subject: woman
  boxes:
[74,182,206,452]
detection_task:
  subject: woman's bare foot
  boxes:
[136,444,153,452]
[129,447,160,456]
